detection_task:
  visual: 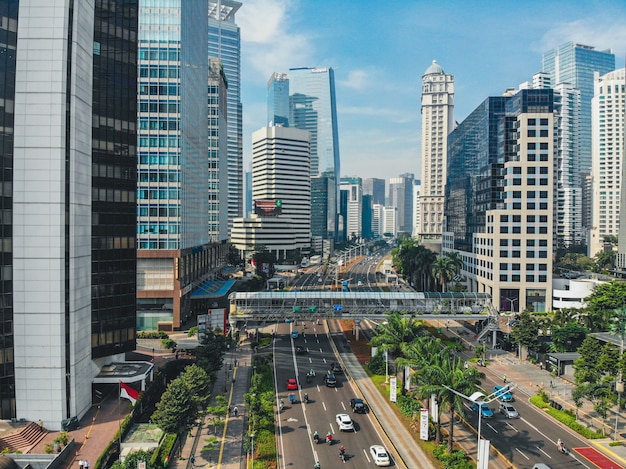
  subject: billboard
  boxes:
[254,199,283,217]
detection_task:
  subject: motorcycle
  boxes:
[304,393,309,404]
[313,432,320,444]
[326,433,333,445]
[339,446,346,462]
[557,439,568,455]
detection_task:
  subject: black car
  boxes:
[330,362,343,374]
[324,372,337,387]
[350,397,367,413]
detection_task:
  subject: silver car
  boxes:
[499,402,519,418]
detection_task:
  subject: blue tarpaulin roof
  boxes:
[191,280,236,299]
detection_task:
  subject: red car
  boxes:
[286,378,298,390]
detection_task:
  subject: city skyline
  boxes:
[238,0,626,181]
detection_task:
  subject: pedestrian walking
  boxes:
[228,405,232,415]
[233,406,238,417]
[503,374,507,383]
[79,460,84,469]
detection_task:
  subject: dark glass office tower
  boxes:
[0,0,18,420]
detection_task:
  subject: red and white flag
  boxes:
[120,381,139,405]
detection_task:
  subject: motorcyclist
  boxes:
[326,432,332,444]
[557,438,564,453]
[304,393,309,403]
[313,431,320,443]
[339,445,345,455]
[279,399,284,410]
[314,462,321,469]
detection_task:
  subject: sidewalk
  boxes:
[173,342,252,469]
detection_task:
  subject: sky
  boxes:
[237,0,626,182]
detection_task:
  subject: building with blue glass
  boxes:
[136,0,227,331]
[209,0,243,232]
[2,0,137,428]
[267,72,290,127]
[444,89,556,313]
[542,42,615,240]
[289,67,341,242]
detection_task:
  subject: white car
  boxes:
[335,413,355,432]
[369,445,390,466]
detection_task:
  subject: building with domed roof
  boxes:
[418,60,455,239]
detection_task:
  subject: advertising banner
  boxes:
[390,376,397,403]
[420,408,429,440]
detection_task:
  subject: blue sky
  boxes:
[237,0,626,182]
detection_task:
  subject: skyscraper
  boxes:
[445,89,556,313]
[592,69,626,258]
[389,173,415,235]
[209,0,243,232]
[519,73,582,248]
[5,0,138,426]
[231,127,311,259]
[542,42,615,238]
[363,178,386,206]
[289,67,340,241]
[267,72,290,127]
[136,1,227,331]
[419,60,455,239]
[340,178,363,240]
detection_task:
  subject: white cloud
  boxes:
[338,69,370,91]
[238,0,314,79]
[537,16,626,58]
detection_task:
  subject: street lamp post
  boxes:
[250,432,255,469]
[504,297,518,313]
[443,383,516,469]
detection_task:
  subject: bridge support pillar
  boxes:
[354,319,361,341]
[492,327,497,349]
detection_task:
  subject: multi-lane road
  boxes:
[271,320,398,468]
[268,253,616,468]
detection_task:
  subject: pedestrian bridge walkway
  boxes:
[228,290,497,322]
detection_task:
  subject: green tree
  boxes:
[550,323,588,352]
[416,353,485,452]
[431,257,457,293]
[584,282,626,331]
[574,336,604,386]
[152,377,198,436]
[593,249,616,273]
[370,313,425,358]
[180,364,211,407]
[196,329,228,381]
[110,450,157,469]
[510,311,540,352]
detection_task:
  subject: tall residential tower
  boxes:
[419,60,454,239]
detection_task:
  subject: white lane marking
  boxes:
[537,446,552,459]
[363,448,371,462]
[322,401,327,411]
[506,422,518,432]
[486,422,498,433]
[341,401,346,411]
[515,448,530,460]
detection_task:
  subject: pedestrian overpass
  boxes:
[228,290,497,322]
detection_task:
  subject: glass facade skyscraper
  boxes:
[138,0,209,250]
[209,0,243,232]
[445,89,556,313]
[267,72,290,127]
[289,67,340,241]
[542,42,615,238]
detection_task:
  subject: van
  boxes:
[532,464,552,469]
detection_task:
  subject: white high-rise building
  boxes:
[519,73,582,247]
[419,60,454,238]
[383,206,398,237]
[412,181,422,237]
[372,204,384,238]
[340,177,363,240]
[592,68,626,257]
[231,127,311,259]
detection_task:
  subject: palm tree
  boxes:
[444,251,464,274]
[370,313,425,358]
[431,257,457,292]
[416,354,485,452]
